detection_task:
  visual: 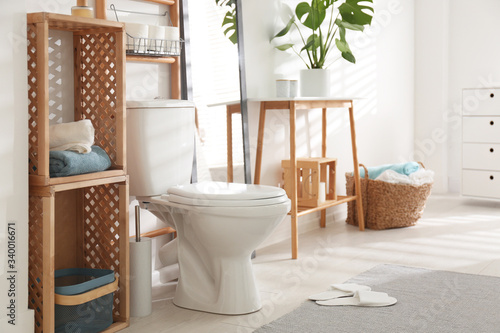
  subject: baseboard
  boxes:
[257,205,347,250]
[0,308,34,333]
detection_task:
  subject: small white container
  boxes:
[276,80,290,98]
[319,182,326,203]
[289,80,298,98]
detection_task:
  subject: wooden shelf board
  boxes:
[30,173,128,196]
[30,169,126,188]
[27,12,124,32]
[126,55,176,64]
[295,195,357,216]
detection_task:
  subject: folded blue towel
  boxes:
[357,162,420,180]
[50,145,111,177]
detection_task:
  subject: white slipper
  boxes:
[316,290,397,307]
[308,283,372,301]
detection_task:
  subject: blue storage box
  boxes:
[54,268,117,333]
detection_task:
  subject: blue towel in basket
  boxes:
[49,145,111,177]
[358,162,420,180]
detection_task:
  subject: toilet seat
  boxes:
[162,193,289,207]
[167,181,287,201]
[163,181,289,207]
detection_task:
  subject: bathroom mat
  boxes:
[253,264,500,332]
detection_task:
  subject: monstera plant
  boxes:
[215,0,237,44]
[272,0,374,69]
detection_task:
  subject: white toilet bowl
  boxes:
[144,181,291,315]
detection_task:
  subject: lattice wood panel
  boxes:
[28,195,45,333]
[75,33,119,165]
[83,183,123,317]
[27,23,39,176]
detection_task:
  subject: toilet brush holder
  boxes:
[129,237,152,317]
[129,206,152,317]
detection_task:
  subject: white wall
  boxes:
[0,1,34,332]
[242,0,416,248]
[414,0,449,193]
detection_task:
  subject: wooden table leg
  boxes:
[226,106,234,183]
[320,108,327,228]
[320,210,326,228]
[348,105,365,231]
[322,108,327,157]
[254,102,267,184]
[290,102,299,259]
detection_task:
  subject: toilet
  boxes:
[126,100,291,315]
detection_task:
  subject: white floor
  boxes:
[121,194,500,332]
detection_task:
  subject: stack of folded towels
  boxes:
[357,162,434,185]
[49,119,111,177]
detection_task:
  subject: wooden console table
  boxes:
[250,98,365,259]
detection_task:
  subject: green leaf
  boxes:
[339,0,374,26]
[215,0,235,7]
[272,17,296,40]
[296,1,326,30]
[276,43,295,51]
[301,34,321,52]
[221,11,237,45]
[335,38,351,53]
[322,0,338,8]
[223,26,238,44]
[339,21,365,31]
[342,51,356,63]
[339,25,346,41]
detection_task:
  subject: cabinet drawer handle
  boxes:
[490,120,495,126]
[490,175,495,180]
[491,93,495,98]
[490,148,495,153]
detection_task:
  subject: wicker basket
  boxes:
[346,163,433,230]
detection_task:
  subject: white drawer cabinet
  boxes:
[462,88,500,199]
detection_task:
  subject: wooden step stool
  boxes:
[282,157,337,208]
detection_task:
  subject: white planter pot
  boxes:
[300,69,330,97]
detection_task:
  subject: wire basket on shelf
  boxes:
[125,34,183,57]
[110,3,183,57]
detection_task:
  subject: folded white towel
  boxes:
[409,169,434,185]
[376,169,434,185]
[375,169,412,184]
[49,119,95,154]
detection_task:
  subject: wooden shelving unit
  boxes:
[27,12,129,333]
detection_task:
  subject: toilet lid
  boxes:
[166,182,288,204]
[163,193,289,207]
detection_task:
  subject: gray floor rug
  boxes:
[253,264,500,333]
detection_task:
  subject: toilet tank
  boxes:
[127,99,195,197]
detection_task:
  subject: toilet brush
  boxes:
[129,206,152,317]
